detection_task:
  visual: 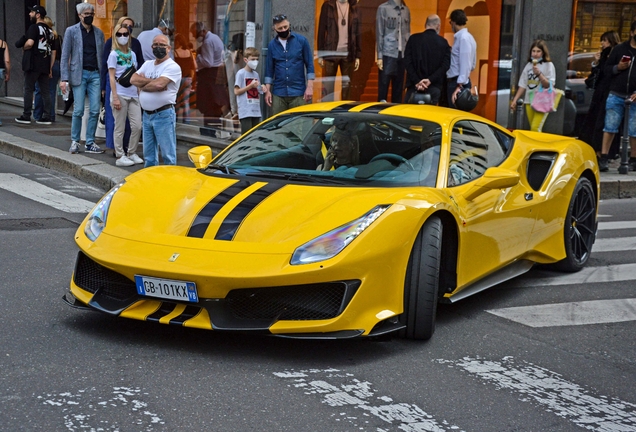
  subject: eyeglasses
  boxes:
[152,43,169,48]
[115,32,129,37]
[273,14,287,23]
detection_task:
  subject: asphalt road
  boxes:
[1,153,635,431]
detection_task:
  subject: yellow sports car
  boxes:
[65,102,599,340]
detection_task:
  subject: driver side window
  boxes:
[448,121,507,187]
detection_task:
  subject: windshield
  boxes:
[213,112,442,187]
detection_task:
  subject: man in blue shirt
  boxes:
[264,14,315,115]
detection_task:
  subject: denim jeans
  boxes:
[143,107,177,167]
[603,93,636,137]
[71,70,101,144]
[34,61,60,121]
[378,54,405,103]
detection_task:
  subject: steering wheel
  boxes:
[369,153,415,171]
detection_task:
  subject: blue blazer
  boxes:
[60,23,105,86]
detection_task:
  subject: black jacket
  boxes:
[404,29,451,90]
[317,0,361,61]
[604,40,636,97]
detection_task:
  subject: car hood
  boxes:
[99,167,439,251]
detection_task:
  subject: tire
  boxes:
[400,216,442,340]
[553,177,596,272]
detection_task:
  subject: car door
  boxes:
[442,120,537,288]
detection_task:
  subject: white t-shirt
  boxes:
[234,68,262,119]
[137,58,182,111]
[107,50,139,99]
[517,61,556,104]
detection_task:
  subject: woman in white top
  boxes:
[108,23,143,166]
[510,40,557,132]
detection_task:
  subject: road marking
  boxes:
[439,357,636,431]
[598,220,636,230]
[511,263,636,287]
[38,387,164,430]
[594,236,636,252]
[487,298,636,327]
[0,173,95,213]
[274,369,464,431]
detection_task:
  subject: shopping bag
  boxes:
[531,84,556,113]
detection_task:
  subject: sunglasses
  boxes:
[115,32,129,37]
[273,14,287,23]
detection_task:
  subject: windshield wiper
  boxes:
[243,171,345,185]
[205,164,241,175]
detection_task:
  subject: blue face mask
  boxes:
[535,57,543,63]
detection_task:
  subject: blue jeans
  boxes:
[603,93,636,137]
[143,108,177,167]
[71,70,101,144]
[34,62,60,121]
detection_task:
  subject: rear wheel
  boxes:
[554,177,596,272]
[400,216,442,340]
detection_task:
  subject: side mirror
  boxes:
[463,167,520,201]
[188,146,213,169]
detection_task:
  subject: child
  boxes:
[234,47,268,134]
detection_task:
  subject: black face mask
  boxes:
[153,46,167,59]
[83,15,94,26]
[276,29,290,39]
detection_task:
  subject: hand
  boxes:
[323,149,336,170]
[593,51,601,62]
[618,60,631,71]
[112,96,121,110]
[265,91,272,106]
[452,86,461,104]
[303,86,313,102]
[376,59,383,71]
[250,79,260,89]
[354,58,360,71]
[318,58,324,68]
[4,73,9,82]
[60,81,67,93]
[532,64,541,76]
[510,100,517,110]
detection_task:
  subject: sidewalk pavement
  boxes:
[1,97,635,198]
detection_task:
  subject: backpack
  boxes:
[37,23,53,58]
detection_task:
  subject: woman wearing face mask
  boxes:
[173,33,196,124]
[510,40,557,132]
[108,23,142,167]
[102,16,144,157]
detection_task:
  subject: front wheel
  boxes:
[400,216,442,340]
[554,177,596,272]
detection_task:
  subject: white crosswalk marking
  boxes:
[510,263,636,287]
[597,220,636,230]
[487,298,636,327]
[439,357,636,431]
[274,369,464,432]
[0,173,95,213]
[593,236,636,252]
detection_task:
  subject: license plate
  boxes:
[134,276,198,303]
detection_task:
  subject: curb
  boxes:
[0,130,128,190]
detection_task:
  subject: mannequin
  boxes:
[317,0,361,101]
[376,0,410,102]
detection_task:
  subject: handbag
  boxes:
[531,83,556,113]
[584,67,600,90]
[116,64,136,88]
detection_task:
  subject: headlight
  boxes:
[291,205,390,265]
[84,182,124,241]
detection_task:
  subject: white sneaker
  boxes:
[115,155,135,167]
[128,154,144,164]
[69,141,80,154]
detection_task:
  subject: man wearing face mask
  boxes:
[60,3,105,154]
[264,14,315,115]
[190,21,230,124]
[130,35,182,167]
[137,19,171,62]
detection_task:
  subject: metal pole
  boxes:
[515,99,525,130]
[618,98,631,175]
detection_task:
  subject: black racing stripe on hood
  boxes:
[169,305,201,325]
[187,180,253,238]
[360,103,394,113]
[330,102,364,112]
[215,183,285,241]
[146,303,178,322]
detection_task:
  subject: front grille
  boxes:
[225,281,359,321]
[74,252,137,302]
